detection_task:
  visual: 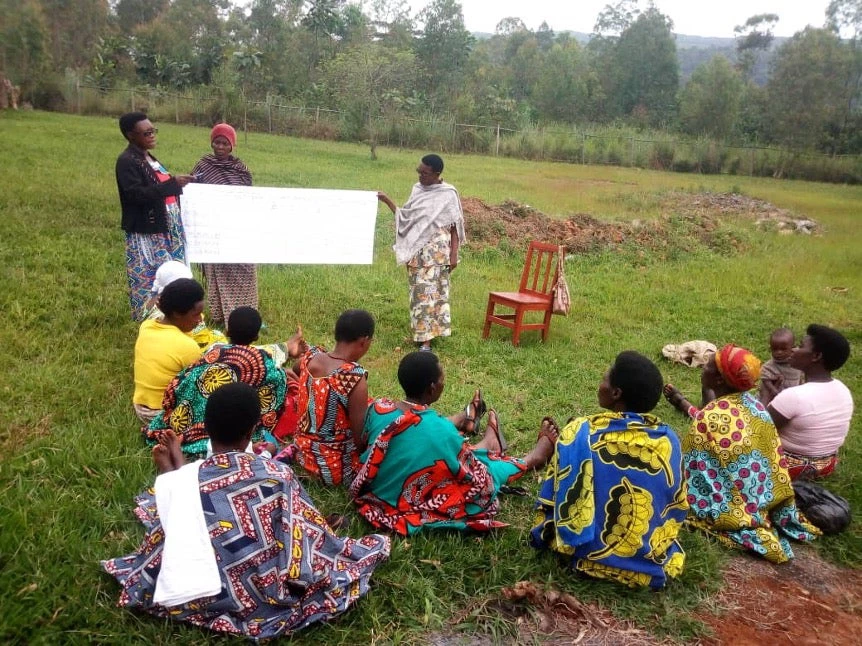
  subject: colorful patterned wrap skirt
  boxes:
[531,412,688,589]
[102,452,390,639]
[146,344,286,458]
[683,392,820,563]
[125,201,186,321]
[351,399,527,536]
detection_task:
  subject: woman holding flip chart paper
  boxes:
[378,154,465,351]
[191,123,256,328]
[116,112,195,320]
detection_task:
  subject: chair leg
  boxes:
[512,306,525,346]
[541,307,553,342]
[482,299,495,339]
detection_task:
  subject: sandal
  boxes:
[486,409,508,453]
[499,485,528,496]
[462,389,487,436]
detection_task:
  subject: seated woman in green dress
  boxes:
[531,351,688,589]
[350,351,558,536]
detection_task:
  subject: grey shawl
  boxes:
[392,182,466,265]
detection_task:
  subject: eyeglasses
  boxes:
[136,128,158,137]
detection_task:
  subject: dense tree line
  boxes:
[2,0,861,154]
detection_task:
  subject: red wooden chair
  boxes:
[482,241,560,346]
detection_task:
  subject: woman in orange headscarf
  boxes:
[681,345,818,563]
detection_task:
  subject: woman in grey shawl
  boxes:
[378,154,465,351]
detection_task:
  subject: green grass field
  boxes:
[0,110,860,644]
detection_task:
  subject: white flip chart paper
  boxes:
[180,184,378,264]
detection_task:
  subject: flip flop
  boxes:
[487,409,508,453]
[499,485,528,496]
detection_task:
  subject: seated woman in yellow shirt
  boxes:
[133,278,205,422]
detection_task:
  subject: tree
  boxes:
[114,0,169,33]
[766,28,853,151]
[320,43,417,157]
[302,0,345,66]
[611,7,679,125]
[1,0,52,84]
[826,0,862,38]
[37,0,111,70]
[370,0,414,50]
[678,56,743,139]
[734,13,779,78]
[532,38,599,123]
[592,0,641,38]
[414,0,473,106]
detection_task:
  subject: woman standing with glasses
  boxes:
[377,154,465,351]
[116,112,195,320]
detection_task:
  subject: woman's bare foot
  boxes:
[474,409,505,454]
[663,383,686,411]
[152,444,175,474]
[158,429,186,470]
[522,417,559,470]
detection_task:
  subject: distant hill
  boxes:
[472,30,785,86]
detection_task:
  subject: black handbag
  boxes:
[792,480,852,535]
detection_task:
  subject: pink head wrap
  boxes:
[210,123,237,150]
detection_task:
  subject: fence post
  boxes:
[749,148,755,176]
[267,98,272,133]
[582,133,586,165]
[540,127,544,160]
[495,124,500,156]
[76,77,81,114]
[242,89,248,144]
[174,94,179,123]
[130,88,135,111]
[630,137,635,167]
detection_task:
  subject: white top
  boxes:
[771,379,854,456]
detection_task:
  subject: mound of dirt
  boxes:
[462,192,816,255]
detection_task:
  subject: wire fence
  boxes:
[66,79,862,184]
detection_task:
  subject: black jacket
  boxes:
[116,144,183,233]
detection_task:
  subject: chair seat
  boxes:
[483,241,561,347]
[488,291,552,306]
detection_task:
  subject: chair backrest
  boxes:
[518,241,559,296]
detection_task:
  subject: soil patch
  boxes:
[441,580,666,645]
[696,548,862,645]
[463,192,816,255]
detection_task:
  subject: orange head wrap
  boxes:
[714,344,761,391]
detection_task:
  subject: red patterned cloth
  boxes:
[294,346,366,485]
[350,399,526,536]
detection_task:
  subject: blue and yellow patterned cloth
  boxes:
[531,412,688,589]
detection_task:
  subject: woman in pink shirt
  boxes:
[767,324,853,480]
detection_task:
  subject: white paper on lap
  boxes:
[180,184,378,264]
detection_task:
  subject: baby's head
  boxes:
[227,306,262,345]
[769,327,795,363]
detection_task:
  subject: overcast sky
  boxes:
[404,0,833,38]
